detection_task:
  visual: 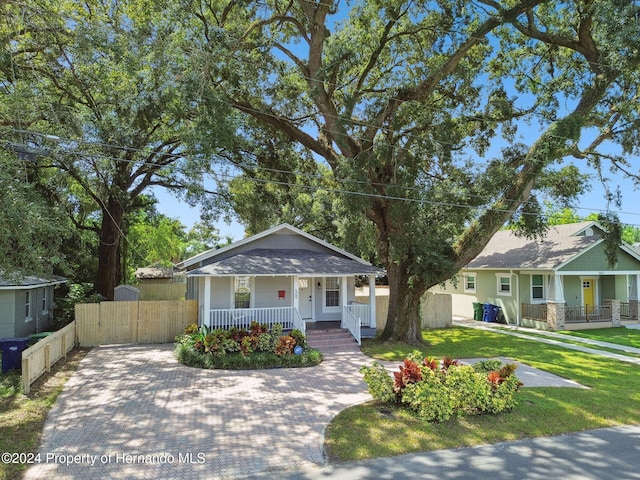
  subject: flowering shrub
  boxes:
[360,351,521,422]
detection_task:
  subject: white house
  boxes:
[178,224,385,344]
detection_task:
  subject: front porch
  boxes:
[202,302,374,345]
[521,300,640,330]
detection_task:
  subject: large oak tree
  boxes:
[1,0,236,299]
[183,0,640,343]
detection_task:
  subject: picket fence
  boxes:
[21,321,76,394]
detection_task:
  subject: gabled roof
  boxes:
[466,221,629,270]
[0,274,68,290]
[180,224,384,277]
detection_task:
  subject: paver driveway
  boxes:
[23,344,372,480]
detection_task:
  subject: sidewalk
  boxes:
[454,317,640,365]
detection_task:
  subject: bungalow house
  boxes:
[178,224,385,344]
[0,275,68,338]
[434,221,640,330]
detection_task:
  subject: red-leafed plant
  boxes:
[442,356,461,371]
[393,359,423,396]
[423,357,439,371]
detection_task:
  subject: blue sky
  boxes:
[152,158,640,242]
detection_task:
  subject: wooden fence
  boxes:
[21,321,76,394]
[75,300,197,347]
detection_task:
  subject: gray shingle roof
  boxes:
[187,249,384,276]
[466,222,601,270]
[0,274,68,288]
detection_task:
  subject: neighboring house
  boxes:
[178,224,385,344]
[433,221,640,330]
[0,275,67,338]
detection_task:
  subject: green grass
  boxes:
[556,327,640,349]
[0,349,89,480]
[325,327,640,462]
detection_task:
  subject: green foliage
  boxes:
[289,329,308,349]
[359,362,396,404]
[175,323,319,369]
[361,356,521,422]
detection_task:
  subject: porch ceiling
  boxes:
[186,248,384,276]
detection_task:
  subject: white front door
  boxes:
[299,278,313,319]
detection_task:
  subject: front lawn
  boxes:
[556,327,640,349]
[324,327,640,461]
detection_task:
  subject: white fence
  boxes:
[208,307,306,334]
[342,305,362,345]
[345,302,371,327]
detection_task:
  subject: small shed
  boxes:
[114,285,140,302]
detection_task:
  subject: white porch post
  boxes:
[547,274,565,302]
[293,276,300,311]
[629,275,640,321]
[203,276,211,328]
[629,275,639,301]
[369,274,377,329]
[340,276,348,328]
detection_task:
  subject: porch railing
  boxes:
[208,306,305,334]
[342,305,362,345]
[521,303,547,321]
[620,302,632,319]
[565,305,611,323]
[345,302,371,326]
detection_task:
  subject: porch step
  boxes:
[305,328,360,353]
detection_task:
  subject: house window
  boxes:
[531,275,544,301]
[496,275,511,296]
[42,288,48,313]
[25,291,32,321]
[234,276,251,309]
[464,273,476,293]
[324,277,340,309]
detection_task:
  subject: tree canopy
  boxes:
[181,0,640,343]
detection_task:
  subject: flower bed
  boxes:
[360,352,522,422]
[174,322,323,369]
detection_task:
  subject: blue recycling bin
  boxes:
[0,337,31,373]
[482,303,500,322]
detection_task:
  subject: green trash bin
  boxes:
[29,332,52,346]
[472,302,483,321]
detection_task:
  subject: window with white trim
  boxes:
[531,274,544,301]
[496,275,511,296]
[25,291,32,321]
[42,288,48,313]
[324,277,340,310]
[234,276,251,309]
[464,273,477,293]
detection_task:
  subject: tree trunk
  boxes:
[95,197,124,300]
[379,262,426,345]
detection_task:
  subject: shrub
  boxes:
[359,362,396,403]
[275,335,296,356]
[289,329,307,349]
[473,359,504,373]
[174,322,321,369]
[361,355,521,422]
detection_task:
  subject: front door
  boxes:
[298,278,313,319]
[582,278,595,310]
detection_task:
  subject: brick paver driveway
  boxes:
[24,344,372,480]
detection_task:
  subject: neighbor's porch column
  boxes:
[629,274,640,322]
[203,276,211,328]
[368,274,377,329]
[546,274,565,330]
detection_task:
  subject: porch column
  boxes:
[293,276,300,311]
[368,274,377,329]
[203,276,211,328]
[605,299,621,327]
[629,275,640,321]
[546,301,565,331]
[547,274,565,302]
[340,276,348,328]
